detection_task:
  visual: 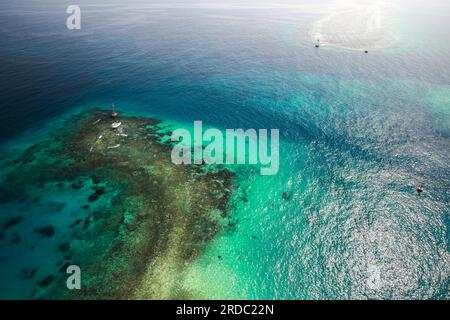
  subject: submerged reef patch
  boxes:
[3,216,23,229]
[1,109,235,299]
[34,226,56,238]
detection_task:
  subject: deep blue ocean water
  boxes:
[0,0,449,299]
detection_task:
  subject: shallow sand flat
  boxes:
[310,3,400,51]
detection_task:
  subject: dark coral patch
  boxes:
[70,219,82,228]
[3,216,23,229]
[58,242,70,253]
[83,217,91,229]
[34,226,55,238]
[88,194,98,202]
[37,275,54,287]
[146,119,161,126]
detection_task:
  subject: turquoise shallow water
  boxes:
[0,0,449,299]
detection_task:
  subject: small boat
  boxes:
[111,103,118,119]
[111,121,122,129]
[89,135,103,153]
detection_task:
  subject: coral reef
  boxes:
[1,109,235,299]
